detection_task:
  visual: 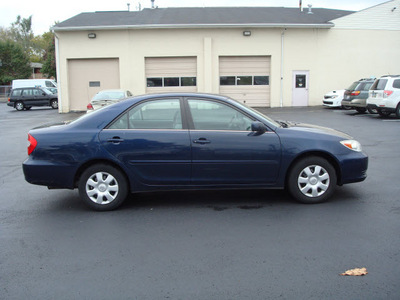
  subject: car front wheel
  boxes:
[78,164,128,211]
[287,156,337,204]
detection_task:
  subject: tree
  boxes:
[0,40,31,84]
[41,32,57,79]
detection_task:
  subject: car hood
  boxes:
[282,121,352,139]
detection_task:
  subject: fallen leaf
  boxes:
[340,267,368,276]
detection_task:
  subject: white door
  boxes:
[292,71,309,107]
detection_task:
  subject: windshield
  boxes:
[92,91,125,101]
[41,88,53,95]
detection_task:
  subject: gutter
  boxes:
[52,23,334,32]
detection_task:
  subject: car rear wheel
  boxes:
[395,104,400,119]
[377,109,391,117]
[356,107,367,113]
[50,99,58,109]
[15,101,24,111]
[287,156,337,204]
[78,164,128,211]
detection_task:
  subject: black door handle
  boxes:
[193,138,210,145]
[107,137,124,144]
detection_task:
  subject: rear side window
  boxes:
[371,79,388,90]
[392,79,400,89]
[11,90,22,96]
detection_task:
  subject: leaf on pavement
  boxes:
[340,267,368,276]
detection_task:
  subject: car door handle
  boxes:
[193,138,210,145]
[107,137,124,144]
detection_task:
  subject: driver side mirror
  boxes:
[251,121,267,134]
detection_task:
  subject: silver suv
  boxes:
[367,75,400,118]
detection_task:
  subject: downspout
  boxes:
[52,30,62,112]
[280,29,286,108]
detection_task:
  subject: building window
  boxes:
[147,78,162,87]
[181,77,196,86]
[146,77,197,87]
[220,75,269,86]
[164,77,179,87]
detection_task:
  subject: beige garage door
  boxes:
[145,57,197,93]
[68,58,120,111]
[219,56,270,107]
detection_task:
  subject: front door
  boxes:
[292,71,309,106]
[186,98,281,185]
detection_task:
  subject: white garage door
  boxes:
[219,56,270,107]
[68,58,120,111]
[145,57,197,93]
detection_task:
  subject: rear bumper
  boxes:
[23,158,77,189]
[366,104,396,113]
[341,98,366,108]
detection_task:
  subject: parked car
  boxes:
[12,79,57,89]
[23,93,368,211]
[341,78,377,114]
[367,75,400,118]
[322,89,348,108]
[86,89,133,112]
[7,87,58,111]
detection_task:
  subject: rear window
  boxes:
[371,79,388,90]
[392,79,400,89]
[355,82,373,91]
[347,82,358,90]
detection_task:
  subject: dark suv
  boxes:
[7,87,58,111]
[341,78,376,114]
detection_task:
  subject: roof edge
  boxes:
[53,23,334,32]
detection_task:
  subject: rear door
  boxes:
[186,97,281,185]
[99,98,192,186]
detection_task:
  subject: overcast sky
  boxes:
[0,0,389,35]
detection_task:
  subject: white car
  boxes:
[367,75,400,118]
[87,89,133,112]
[322,90,348,108]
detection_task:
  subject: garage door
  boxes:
[145,57,197,93]
[219,56,270,107]
[68,58,120,111]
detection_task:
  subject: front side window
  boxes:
[109,99,182,130]
[188,99,253,131]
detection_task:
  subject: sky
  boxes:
[0,0,390,35]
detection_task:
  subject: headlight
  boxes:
[340,140,362,152]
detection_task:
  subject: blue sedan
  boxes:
[23,93,368,211]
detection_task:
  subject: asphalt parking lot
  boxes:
[1,104,399,299]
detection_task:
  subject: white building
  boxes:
[53,1,400,112]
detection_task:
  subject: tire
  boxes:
[15,101,24,111]
[287,156,337,204]
[367,107,378,114]
[355,107,367,113]
[78,164,128,211]
[50,99,58,109]
[377,109,391,117]
[395,104,400,119]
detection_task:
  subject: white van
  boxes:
[12,79,57,89]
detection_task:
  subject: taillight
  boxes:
[8,98,10,102]
[28,134,37,155]
[383,90,393,98]
[87,103,94,110]
[350,91,361,96]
